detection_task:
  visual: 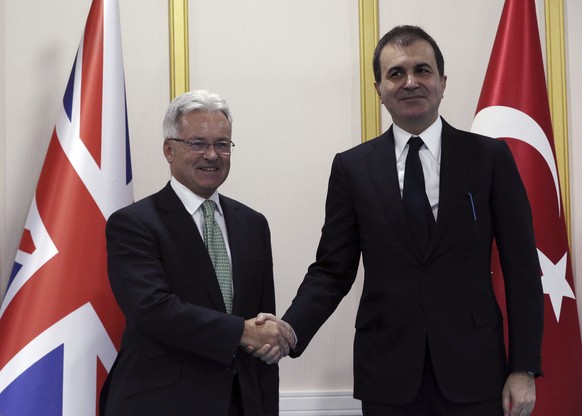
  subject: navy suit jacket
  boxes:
[283,119,543,405]
[100,183,278,416]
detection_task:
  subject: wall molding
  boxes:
[280,390,362,416]
[358,0,380,142]
[168,0,189,99]
[544,0,571,239]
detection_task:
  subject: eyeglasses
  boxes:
[167,139,235,155]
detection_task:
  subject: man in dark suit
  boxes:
[258,26,543,416]
[100,90,294,416]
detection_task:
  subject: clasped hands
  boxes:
[240,313,296,364]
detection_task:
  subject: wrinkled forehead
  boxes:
[380,40,438,69]
[178,110,232,138]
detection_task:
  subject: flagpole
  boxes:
[544,0,570,243]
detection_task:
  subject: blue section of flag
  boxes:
[124,91,133,185]
[0,345,64,416]
[6,263,22,290]
[63,56,77,122]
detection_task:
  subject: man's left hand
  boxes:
[502,371,536,416]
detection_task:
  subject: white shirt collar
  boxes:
[170,176,223,216]
[393,117,442,161]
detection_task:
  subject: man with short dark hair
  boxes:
[261,26,543,416]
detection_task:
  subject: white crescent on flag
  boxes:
[471,105,561,215]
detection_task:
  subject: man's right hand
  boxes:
[240,313,296,364]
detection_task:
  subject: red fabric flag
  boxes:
[471,0,582,413]
[0,0,132,414]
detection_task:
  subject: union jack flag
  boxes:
[0,0,132,414]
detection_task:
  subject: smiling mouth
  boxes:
[199,167,219,172]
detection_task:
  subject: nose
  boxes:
[404,73,419,89]
[202,145,219,160]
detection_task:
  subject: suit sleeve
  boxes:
[491,140,544,374]
[106,208,244,366]
[255,218,279,413]
[283,153,361,355]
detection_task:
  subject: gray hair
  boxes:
[163,90,233,139]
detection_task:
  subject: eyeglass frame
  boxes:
[166,138,235,155]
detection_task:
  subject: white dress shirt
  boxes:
[393,118,442,220]
[170,176,233,266]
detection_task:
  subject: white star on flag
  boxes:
[538,249,575,322]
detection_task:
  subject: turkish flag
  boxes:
[471,0,582,413]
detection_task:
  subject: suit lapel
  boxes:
[425,119,471,260]
[155,183,227,312]
[367,122,470,263]
[365,129,423,261]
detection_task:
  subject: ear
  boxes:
[374,82,383,102]
[441,75,447,97]
[163,140,173,163]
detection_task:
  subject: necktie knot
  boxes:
[201,199,216,220]
[408,136,424,153]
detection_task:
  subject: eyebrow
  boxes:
[184,136,231,142]
[388,62,433,73]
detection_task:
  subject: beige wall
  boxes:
[566,0,582,340]
[1,0,580,394]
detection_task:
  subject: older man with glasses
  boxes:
[100,90,294,416]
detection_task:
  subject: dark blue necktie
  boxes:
[403,136,435,256]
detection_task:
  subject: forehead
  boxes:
[179,110,231,137]
[379,40,437,71]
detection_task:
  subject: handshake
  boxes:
[240,313,296,365]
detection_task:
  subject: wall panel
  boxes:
[187,0,363,391]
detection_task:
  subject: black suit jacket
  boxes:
[100,183,278,416]
[283,119,543,405]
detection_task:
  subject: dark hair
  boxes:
[372,25,445,83]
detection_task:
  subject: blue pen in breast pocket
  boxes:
[467,191,482,247]
[467,192,477,221]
